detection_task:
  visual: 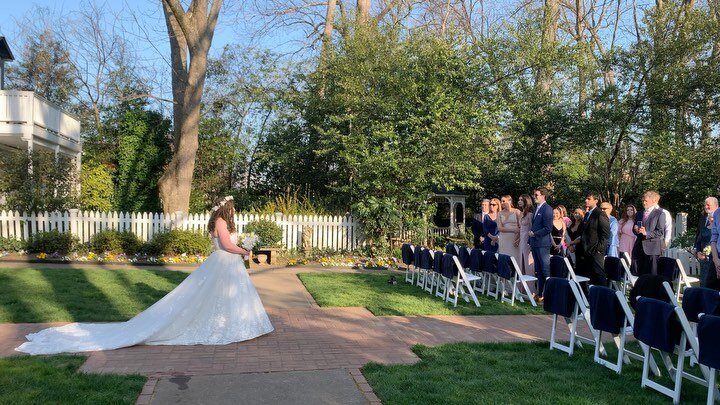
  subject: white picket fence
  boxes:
[0,210,363,251]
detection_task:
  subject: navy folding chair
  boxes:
[412,246,423,285]
[697,314,720,404]
[604,256,629,294]
[543,277,599,356]
[445,243,458,255]
[588,285,657,375]
[418,248,434,289]
[401,244,416,284]
[681,287,720,367]
[633,295,712,404]
[550,255,590,307]
[482,251,498,298]
[437,253,455,299]
[468,248,486,294]
[457,246,471,269]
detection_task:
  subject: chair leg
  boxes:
[707,368,716,405]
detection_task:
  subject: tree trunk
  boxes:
[322,0,337,53]
[357,0,370,24]
[535,0,559,93]
[575,0,587,118]
[158,0,223,213]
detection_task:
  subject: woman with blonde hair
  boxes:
[483,198,501,253]
[17,196,274,355]
[497,195,522,265]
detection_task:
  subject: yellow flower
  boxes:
[37,252,47,259]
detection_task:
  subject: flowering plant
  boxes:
[703,245,712,256]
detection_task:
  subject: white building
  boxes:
[0,36,82,172]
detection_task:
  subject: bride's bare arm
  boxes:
[215,218,250,255]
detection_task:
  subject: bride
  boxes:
[16,196,274,355]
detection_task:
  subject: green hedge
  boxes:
[26,230,79,255]
[0,237,26,252]
[244,220,283,247]
[142,229,212,256]
[88,230,142,254]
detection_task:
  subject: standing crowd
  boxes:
[471,189,720,302]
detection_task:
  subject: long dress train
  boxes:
[16,234,273,355]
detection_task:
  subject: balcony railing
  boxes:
[0,90,81,148]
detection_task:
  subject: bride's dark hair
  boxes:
[207,197,237,234]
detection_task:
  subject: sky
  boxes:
[0,0,308,105]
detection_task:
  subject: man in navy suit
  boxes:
[529,187,553,301]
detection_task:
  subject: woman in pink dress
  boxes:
[517,194,535,293]
[618,204,637,259]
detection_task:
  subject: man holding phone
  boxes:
[632,191,666,276]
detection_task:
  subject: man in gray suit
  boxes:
[635,191,666,276]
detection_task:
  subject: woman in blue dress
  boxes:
[483,198,500,253]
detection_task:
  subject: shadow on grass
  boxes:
[0,267,187,323]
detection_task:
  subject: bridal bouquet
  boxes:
[240,233,260,251]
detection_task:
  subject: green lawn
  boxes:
[298,272,545,316]
[362,342,710,404]
[0,355,145,404]
[0,267,188,323]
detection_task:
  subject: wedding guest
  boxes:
[566,208,584,267]
[710,196,720,291]
[577,192,610,286]
[662,208,673,250]
[618,205,637,260]
[601,202,619,257]
[517,194,535,292]
[558,205,571,228]
[634,191,666,276]
[497,195,522,266]
[696,197,718,289]
[529,187,553,302]
[483,198,501,253]
[471,199,491,249]
[551,208,566,256]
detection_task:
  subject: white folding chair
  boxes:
[634,294,717,404]
[467,248,486,295]
[496,254,537,307]
[588,285,659,375]
[445,255,481,307]
[621,251,638,288]
[544,277,602,356]
[550,255,590,307]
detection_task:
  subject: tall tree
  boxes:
[158,0,223,213]
[8,26,78,109]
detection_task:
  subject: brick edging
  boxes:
[348,368,382,404]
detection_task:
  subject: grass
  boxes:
[0,355,145,404]
[298,271,545,316]
[0,267,188,323]
[362,341,710,404]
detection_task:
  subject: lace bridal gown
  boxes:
[16,233,274,355]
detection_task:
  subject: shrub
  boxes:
[143,229,211,256]
[88,230,142,254]
[0,236,26,252]
[27,230,79,254]
[80,163,114,211]
[243,220,282,247]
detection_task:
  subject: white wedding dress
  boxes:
[16,234,273,355]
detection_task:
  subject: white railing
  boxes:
[665,247,701,276]
[0,90,81,145]
[0,210,363,251]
